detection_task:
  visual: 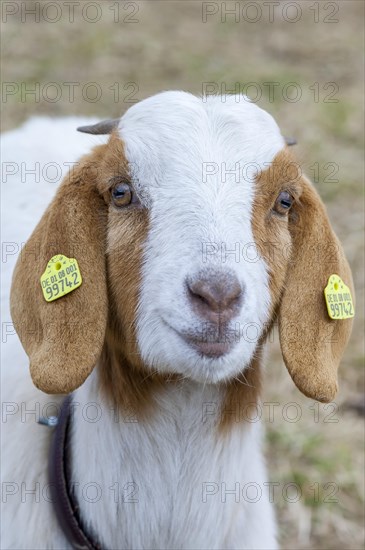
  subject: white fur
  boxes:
[1,93,285,549]
[70,371,277,550]
[120,92,284,383]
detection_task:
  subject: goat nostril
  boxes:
[187,284,211,308]
[186,272,242,317]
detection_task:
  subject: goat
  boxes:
[2,92,354,549]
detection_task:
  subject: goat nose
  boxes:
[186,271,243,322]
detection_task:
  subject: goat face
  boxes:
[112,92,283,384]
[11,92,354,402]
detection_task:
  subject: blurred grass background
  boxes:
[2,1,364,548]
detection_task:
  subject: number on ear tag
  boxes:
[324,274,354,320]
[40,255,82,302]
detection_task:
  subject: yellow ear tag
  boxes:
[324,274,354,320]
[40,255,82,302]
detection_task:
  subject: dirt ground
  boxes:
[2,1,364,548]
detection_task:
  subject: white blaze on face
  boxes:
[119,91,285,383]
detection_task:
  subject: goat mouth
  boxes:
[162,319,237,358]
[175,329,235,358]
[185,338,232,358]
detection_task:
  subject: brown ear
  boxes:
[10,152,108,394]
[278,178,354,402]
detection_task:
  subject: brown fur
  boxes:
[97,134,176,414]
[10,144,109,394]
[221,148,354,428]
[253,149,354,402]
[10,133,172,414]
[220,350,263,430]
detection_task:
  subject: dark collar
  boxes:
[48,395,103,550]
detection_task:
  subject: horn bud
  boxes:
[77,118,119,135]
[285,136,297,146]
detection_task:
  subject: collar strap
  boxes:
[49,395,103,550]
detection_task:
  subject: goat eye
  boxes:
[111,182,132,207]
[274,191,294,215]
